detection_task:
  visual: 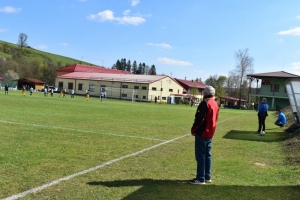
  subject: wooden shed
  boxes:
[17,78,45,91]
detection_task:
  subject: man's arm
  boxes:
[191,101,207,135]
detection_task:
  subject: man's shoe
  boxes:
[205,179,212,183]
[188,178,206,185]
[260,131,265,136]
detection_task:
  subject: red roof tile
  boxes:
[174,78,206,89]
[57,64,132,74]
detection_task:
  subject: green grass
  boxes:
[0,90,299,199]
[0,40,95,66]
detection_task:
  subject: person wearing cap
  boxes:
[274,109,286,127]
[188,86,219,185]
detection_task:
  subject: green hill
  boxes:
[0,40,98,85]
[0,40,96,67]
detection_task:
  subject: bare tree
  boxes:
[18,33,28,50]
[233,48,254,107]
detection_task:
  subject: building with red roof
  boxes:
[55,72,184,103]
[174,78,206,102]
[56,64,132,76]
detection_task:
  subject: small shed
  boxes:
[17,78,45,91]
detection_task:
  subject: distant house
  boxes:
[247,71,300,110]
[56,64,132,76]
[174,78,206,101]
[220,96,248,108]
[17,78,45,91]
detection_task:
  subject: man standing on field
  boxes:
[188,86,219,185]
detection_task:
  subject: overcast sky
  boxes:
[1,0,300,81]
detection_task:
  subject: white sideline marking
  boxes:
[0,120,166,142]
[3,114,245,200]
[3,134,189,200]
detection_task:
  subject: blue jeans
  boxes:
[195,134,212,182]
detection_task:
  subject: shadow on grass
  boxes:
[223,130,290,142]
[87,179,300,200]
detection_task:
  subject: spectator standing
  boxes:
[188,86,219,185]
[5,84,8,94]
[257,98,269,135]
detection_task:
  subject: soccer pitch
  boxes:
[0,91,299,199]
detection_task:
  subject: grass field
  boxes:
[0,90,299,200]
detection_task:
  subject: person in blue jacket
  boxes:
[257,98,269,135]
[274,109,286,127]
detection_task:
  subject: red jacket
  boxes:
[191,97,219,138]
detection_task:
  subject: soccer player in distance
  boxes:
[188,86,219,185]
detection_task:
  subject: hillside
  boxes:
[0,40,99,85]
[0,40,96,67]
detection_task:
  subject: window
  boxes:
[58,82,63,89]
[169,89,173,92]
[134,86,139,89]
[135,95,138,98]
[89,84,95,92]
[122,85,128,88]
[142,86,147,90]
[152,87,157,91]
[122,93,127,97]
[162,97,166,100]
[78,83,83,90]
[143,96,146,99]
[161,88,163,91]
[68,82,73,89]
[178,89,180,93]
[271,84,279,92]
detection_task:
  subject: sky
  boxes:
[1,0,300,81]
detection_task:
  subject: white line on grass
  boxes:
[3,114,246,200]
[0,120,166,141]
[3,134,190,200]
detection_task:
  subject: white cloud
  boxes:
[0,6,21,13]
[0,29,8,32]
[131,0,140,6]
[87,9,146,25]
[38,45,48,50]
[157,57,193,66]
[296,15,300,19]
[123,10,131,15]
[278,27,300,36]
[284,62,300,75]
[60,43,69,46]
[147,43,172,49]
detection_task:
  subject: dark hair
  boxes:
[293,112,298,115]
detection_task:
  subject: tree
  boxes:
[137,62,143,74]
[233,48,254,107]
[18,33,28,50]
[149,65,156,75]
[132,60,137,74]
[205,75,218,87]
[126,60,131,72]
[205,75,227,98]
